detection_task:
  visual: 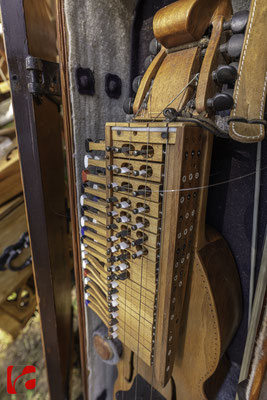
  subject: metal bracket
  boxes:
[26,56,61,97]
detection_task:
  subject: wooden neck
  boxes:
[194,129,214,250]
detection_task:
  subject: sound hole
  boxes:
[140,165,153,177]
[141,144,154,158]
[121,144,134,154]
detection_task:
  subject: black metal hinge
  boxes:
[26,56,61,100]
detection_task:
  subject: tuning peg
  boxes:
[149,38,161,55]
[212,64,238,84]
[207,92,234,111]
[115,242,129,251]
[133,205,149,215]
[116,215,130,223]
[106,223,118,230]
[133,189,149,197]
[132,248,147,259]
[107,210,118,217]
[144,55,155,70]
[115,200,131,209]
[114,253,130,262]
[116,229,131,238]
[107,235,118,243]
[220,34,244,58]
[115,271,129,281]
[132,75,143,93]
[223,10,249,33]
[131,237,147,247]
[115,166,133,174]
[107,182,119,190]
[106,146,115,152]
[123,97,134,114]
[133,169,147,177]
[106,196,118,204]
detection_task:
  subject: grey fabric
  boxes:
[64,1,137,399]
[233,0,251,11]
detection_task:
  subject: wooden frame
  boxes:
[1,1,72,398]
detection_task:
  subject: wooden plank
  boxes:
[83,198,107,213]
[82,171,106,186]
[0,307,23,338]
[87,141,105,152]
[118,315,153,341]
[112,158,164,183]
[118,286,154,309]
[106,192,161,218]
[109,124,176,145]
[84,186,106,199]
[84,209,106,225]
[119,279,155,302]
[112,175,162,203]
[121,331,151,366]
[0,148,23,206]
[86,158,106,169]
[113,141,164,162]
[83,230,107,246]
[118,299,154,324]
[0,194,24,220]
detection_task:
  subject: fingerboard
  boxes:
[81,122,205,384]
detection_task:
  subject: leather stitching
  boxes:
[231,0,267,139]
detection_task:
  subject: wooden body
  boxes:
[113,0,242,398]
[114,224,241,399]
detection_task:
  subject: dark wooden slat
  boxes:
[1,1,72,399]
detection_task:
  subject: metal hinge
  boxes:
[26,56,61,99]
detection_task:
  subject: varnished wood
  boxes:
[0,148,23,206]
[94,335,114,361]
[195,16,225,114]
[153,0,231,49]
[134,47,200,120]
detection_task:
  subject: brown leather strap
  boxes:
[229,0,267,143]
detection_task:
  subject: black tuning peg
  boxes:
[149,38,161,55]
[212,64,238,84]
[144,55,155,70]
[132,75,143,93]
[220,34,244,58]
[223,10,249,34]
[207,92,234,112]
[123,97,134,114]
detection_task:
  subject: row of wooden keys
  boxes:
[79,127,168,364]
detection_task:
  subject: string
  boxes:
[150,126,169,400]
[134,114,151,400]
[149,164,267,193]
[121,121,134,400]
[150,73,199,121]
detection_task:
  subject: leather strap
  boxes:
[229,0,267,143]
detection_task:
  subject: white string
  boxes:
[139,164,267,194]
